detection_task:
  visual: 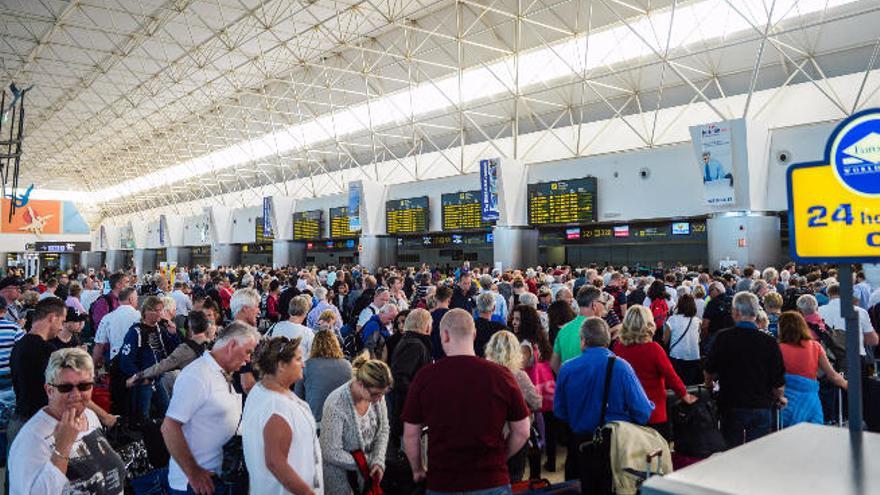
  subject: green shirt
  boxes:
[553,315,586,364]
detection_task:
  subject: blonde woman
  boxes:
[612,306,695,439]
[294,330,352,424]
[320,353,391,494]
[484,330,541,482]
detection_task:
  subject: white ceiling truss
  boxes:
[2,0,880,223]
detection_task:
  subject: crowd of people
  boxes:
[0,259,876,494]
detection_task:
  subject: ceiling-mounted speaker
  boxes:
[776,150,792,165]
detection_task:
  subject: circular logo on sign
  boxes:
[829,110,880,196]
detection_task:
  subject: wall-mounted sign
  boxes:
[788,108,880,262]
[26,242,92,253]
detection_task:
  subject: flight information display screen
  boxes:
[292,210,323,240]
[527,177,597,226]
[441,191,493,230]
[386,197,429,234]
[330,206,358,238]
[255,218,274,244]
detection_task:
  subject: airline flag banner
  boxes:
[262,197,274,238]
[788,108,880,262]
[480,158,500,222]
[690,121,735,206]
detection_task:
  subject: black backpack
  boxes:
[671,389,726,458]
[88,293,116,331]
[808,320,848,372]
[341,326,364,360]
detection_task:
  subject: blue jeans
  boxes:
[130,377,169,418]
[427,485,512,495]
[168,479,236,495]
[720,408,775,448]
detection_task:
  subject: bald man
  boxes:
[401,309,530,493]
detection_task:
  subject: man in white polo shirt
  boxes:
[819,283,879,361]
[92,287,140,368]
[161,321,259,494]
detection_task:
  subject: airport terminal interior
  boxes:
[0,0,879,493]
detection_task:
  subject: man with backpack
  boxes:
[89,272,128,333]
[704,292,786,447]
[818,283,878,377]
[700,282,734,355]
[124,310,216,391]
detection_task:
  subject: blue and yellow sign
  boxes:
[788,109,880,262]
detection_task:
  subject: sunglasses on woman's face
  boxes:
[50,382,94,393]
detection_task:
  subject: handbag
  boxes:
[105,422,154,480]
[525,345,556,413]
[219,412,248,492]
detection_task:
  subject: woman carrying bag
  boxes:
[320,353,392,494]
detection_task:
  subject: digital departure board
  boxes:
[441,191,493,230]
[255,217,274,244]
[293,210,323,240]
[330,206,358,238]
[386,197,429,234]
[527,177,597,226]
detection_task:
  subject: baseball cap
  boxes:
[65,310,88,323]
[0,277,24,291]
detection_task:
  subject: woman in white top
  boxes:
[662,293,703,386]
[243,336,323,495]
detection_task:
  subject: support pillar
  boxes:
[81,252,105,271]
[211,244,241,268]
[133,249,158,275]
[166,247,192,267]
[272,240,306,269]
[105,250,124,272]
[59,253,78,272]
[493,226,538,271]
[359,235,397,272]
[708,212,781,270]
[0,252,8,277]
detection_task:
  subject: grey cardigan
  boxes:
[320,380,390,495]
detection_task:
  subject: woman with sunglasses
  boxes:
[243,336,323,495]
[321,352,392,494]
[9,347,126,494]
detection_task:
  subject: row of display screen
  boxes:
[557,221,708,243]
[286,177,598,239]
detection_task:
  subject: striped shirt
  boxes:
[0,319,25,380]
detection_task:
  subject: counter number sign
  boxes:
[788,109,880,262]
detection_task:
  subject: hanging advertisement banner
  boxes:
[690,122,735,206]
[348,181,363,232]
[158,217,166,247]
[480,158,500,221]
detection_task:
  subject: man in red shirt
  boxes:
[402,309,530,494]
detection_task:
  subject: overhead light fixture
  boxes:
[67,0,856,204]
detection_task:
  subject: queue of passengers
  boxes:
[0,260,876,494]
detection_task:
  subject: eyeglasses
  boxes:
[50,382,94,393]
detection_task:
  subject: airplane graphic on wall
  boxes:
[18,206,54,234]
